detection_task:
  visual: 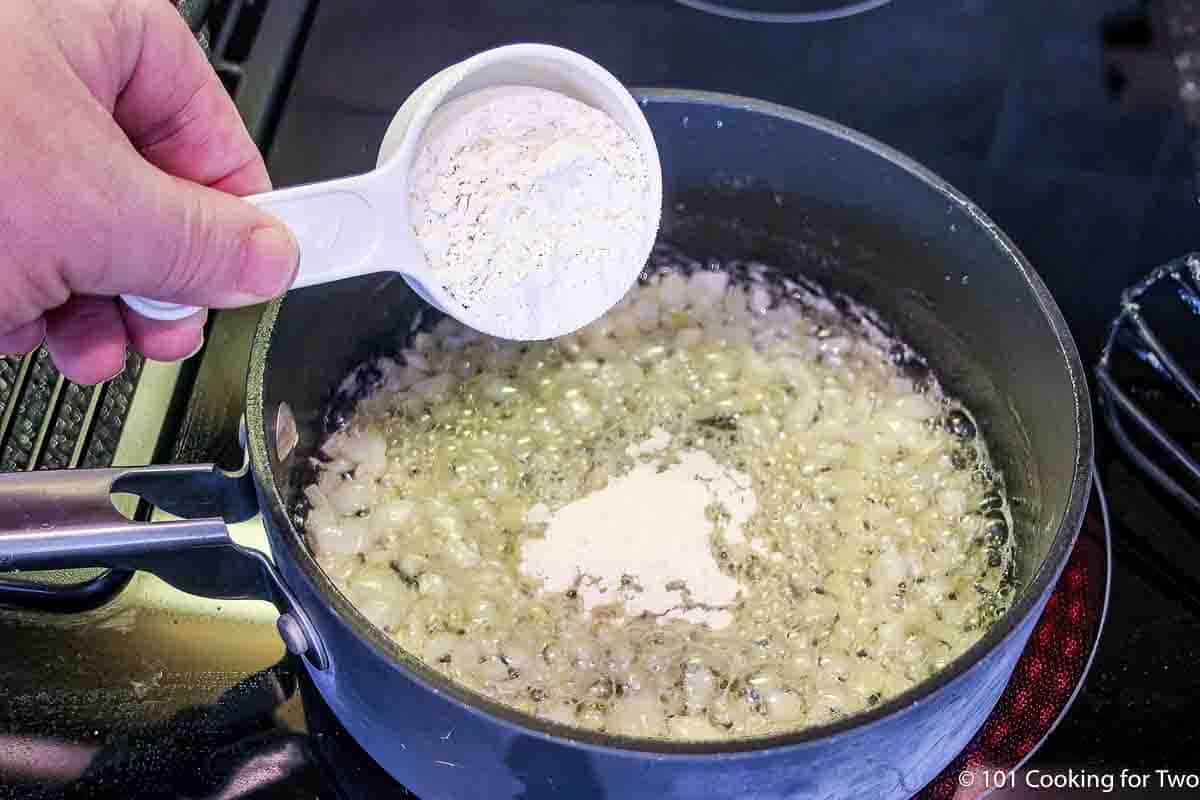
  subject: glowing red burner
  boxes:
[916,488,1109,799]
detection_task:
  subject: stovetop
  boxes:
[3,0,1200,797]
[263,0,1200,772]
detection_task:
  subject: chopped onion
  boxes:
[303,252,1013,742]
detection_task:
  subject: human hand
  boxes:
[0,0,299,384]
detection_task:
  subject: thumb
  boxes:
[83,160,300,308]
[66,0,300,308]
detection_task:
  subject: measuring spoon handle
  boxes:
[121,173,388,321]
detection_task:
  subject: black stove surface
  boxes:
[4,1,1200,798]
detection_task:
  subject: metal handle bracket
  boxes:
[0,461,328,670]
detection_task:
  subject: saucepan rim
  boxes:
[245,89,1093,758]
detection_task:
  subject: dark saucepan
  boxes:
[0,90,1091,800]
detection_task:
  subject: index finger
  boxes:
[111,0,270,196]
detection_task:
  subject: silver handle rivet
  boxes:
[276,612,310,657]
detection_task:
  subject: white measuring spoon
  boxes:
[122,44,662,341]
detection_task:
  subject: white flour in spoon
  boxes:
[519,434,756,629]
[408,86,651,337]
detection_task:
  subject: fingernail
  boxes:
[240,225,300,299]
[96,360,126,385]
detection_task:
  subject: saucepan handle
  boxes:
[0,463,328,670]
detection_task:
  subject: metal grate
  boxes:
[1096,254,1200,518]
[38,380,98,471]
[0,350,143,473]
